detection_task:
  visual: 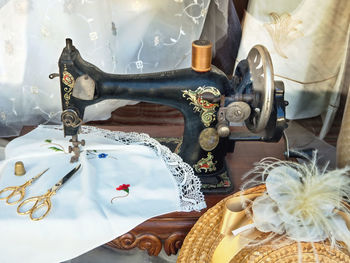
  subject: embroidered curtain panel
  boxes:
[0,0,233,136]
[237,0,350,119]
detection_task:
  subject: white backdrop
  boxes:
[0,0,231,136]
[237,0,350,120]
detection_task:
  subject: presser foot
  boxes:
[69,135,85,163]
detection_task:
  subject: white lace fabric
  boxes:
[0,125,206,263]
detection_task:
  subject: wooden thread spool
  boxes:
[192,40,212,72]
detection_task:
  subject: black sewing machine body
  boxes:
[56,39,287,194]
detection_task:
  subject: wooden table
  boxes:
[21,125,285,256]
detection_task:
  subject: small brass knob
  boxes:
[14,161,26,176]
[192,40,212,72]
[217,121,230,137]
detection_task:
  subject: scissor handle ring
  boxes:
[29,200,51,221]
[0,186,16,200]
[0,187,26,205]
[17,196,41,215]
[6,188,25,205]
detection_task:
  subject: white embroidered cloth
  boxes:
[0,125,205,263]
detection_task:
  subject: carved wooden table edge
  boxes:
[106,195,228,256]
[107,222,195,256]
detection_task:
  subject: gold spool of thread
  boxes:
[14,161,26,176]
[192,40,212,72]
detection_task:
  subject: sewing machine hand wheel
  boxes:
[244,45,274,133]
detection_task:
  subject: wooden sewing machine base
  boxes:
[21,125,285,256]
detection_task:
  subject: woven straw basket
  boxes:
[177,185,350,262]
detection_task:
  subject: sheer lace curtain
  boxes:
[237,0,350,120]
[0,0,230,137]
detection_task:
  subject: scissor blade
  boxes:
[32,168,50,181]
[61,164,81,186]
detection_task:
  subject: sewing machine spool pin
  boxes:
[55,38,287,193]
[49,73,59,79]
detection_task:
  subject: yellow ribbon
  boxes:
[211,192,350,263]
[211,193,261,263]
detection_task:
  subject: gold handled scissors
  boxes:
[17,164,81,221]
[0,168,49,205]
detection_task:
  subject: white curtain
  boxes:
[237,0,350,120]
[0,0,230,137]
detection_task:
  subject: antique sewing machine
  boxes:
[51,38,287,194]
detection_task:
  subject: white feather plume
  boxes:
[240,153,350,250]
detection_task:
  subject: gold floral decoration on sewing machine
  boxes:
[62,69,75,107]
[182,86,220,127]
[193,152,217,173]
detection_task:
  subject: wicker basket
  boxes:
[177,185,350,263]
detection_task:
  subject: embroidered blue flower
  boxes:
[98,153,108,158]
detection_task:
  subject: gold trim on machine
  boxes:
[182,86,220,127]
[194,152,217,173]
[62,68,75,107]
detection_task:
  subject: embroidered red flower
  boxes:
[111,184,130,204]
[116,184,130,193]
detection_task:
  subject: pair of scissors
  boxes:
[0,168,49,205]
[17,164,81,221]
